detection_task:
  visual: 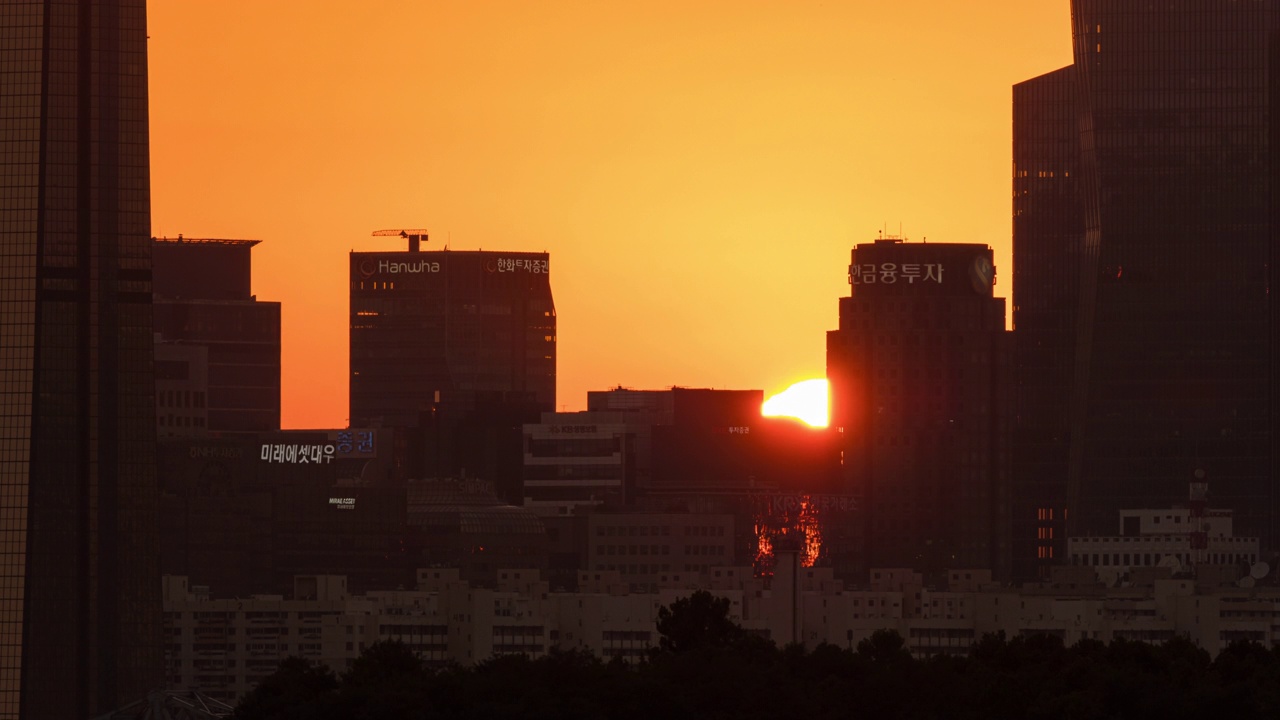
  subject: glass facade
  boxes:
[0,1,161,716]
[1011,66,1082,580]
[1013,1,1280,578]
[349,250,556,428]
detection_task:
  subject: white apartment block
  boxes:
[165,562,1280,704]
[1067,499,1260,586]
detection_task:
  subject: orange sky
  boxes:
[147,1,1072,429]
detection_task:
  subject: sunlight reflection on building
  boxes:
[753,494,832,575]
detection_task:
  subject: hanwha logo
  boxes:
[969,256,994,294]
[485,259,497,273]
[358,259,378,279]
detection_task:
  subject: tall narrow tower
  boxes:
[1012,1,1280,580]
[0,1,161,716]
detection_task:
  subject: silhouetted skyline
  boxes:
[146,1,1073,427]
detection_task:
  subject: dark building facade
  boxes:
[0,1,161,716]
[828,239,1010,580]
[553,387,845,581]
[350,246,555,503]
[158,428,415,597]
[1011,65,1083,580]
[575,386,838,497]
[1012,1,1280,580]
[153,237,281,434]
[349,246,556,428]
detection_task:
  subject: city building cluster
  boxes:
[164,555,1280,704]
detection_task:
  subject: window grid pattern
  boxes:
[1014,0,1280,563]
[0,3,43,717]
[0,1,160,717]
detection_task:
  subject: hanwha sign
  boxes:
[358,258,441,278]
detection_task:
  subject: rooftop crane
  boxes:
[372,228,429,252]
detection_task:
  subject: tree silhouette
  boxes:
[234,624,1280,719]
[232,657,336,720]
[855,628,910,664]
[655,590,745,653]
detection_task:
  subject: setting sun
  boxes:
[762,379,829,428]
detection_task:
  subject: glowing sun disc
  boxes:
[762,379,829,428]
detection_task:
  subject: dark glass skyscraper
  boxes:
[0,1,161,716]
[153,237,281,434]
[350,245,555,501]
[1013,1,1280,579]
[349,246,556,428]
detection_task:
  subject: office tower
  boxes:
[349,244,556,428]
[0,1,161,716]
[827,238,1010,579]
[1012,1,1280,580]
[350,243,554,502]
[1011,66,1082,580]
[153,237,281,434]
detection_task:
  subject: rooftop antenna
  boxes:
[372,228,429,252]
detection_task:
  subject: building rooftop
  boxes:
[153,235,262,247]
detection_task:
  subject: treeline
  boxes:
[235,593,1280,720]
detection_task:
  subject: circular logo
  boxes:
[969,256,994,294]
[358,259,377,279]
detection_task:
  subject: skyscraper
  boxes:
[349,244,556,428]
[0,1,161,716]
[350,242,555,502]
[827,238,1010,580]
[1012,1,1280,580]
[153,237,281,434]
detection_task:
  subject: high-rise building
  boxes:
[349,244,556,428]
[827,238,1010,580]
[350,243,555,503]
[0,1,161,716]
[1012,1,1280,580]
[153,237,281,434]
[1011,65,1082,580]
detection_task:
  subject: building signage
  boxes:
[377,259,440,274]
[850,263,944,285]
[550,425,598,434]
[728,426,751,435]
[329,497,356,510]
[188,446,244,460]
[766,494,856,513]
[357,258,441,278]
[969,256,995,293]
[333,429,376,456]
[261,443,336,464]
[491,258,549,274]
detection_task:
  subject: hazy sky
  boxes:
[148,1,1072,428]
